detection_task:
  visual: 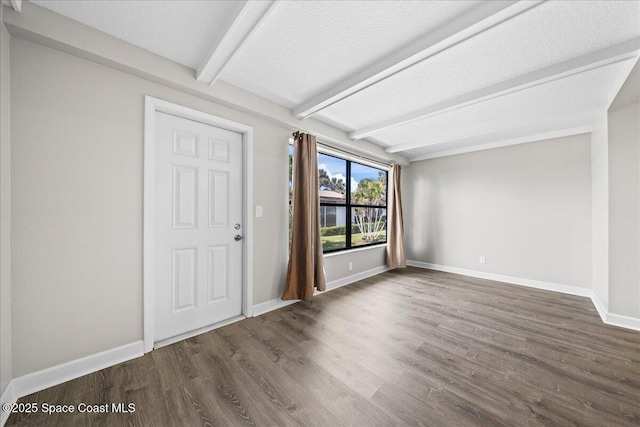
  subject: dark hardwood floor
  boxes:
[7,267,640,426]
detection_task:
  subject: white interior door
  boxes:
[154,111,243,342]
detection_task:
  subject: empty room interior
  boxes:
[1,0,640,425]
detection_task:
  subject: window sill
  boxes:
[323,243,387,258]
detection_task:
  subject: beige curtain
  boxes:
[282,132,326,300]
[386,164,406,268]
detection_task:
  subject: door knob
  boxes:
[234,234,243,241]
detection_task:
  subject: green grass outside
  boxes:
[322,230,387,251]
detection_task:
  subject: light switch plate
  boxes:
[255,206,263,217]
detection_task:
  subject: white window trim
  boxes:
[322,243,387,258]
[316,144,391,171]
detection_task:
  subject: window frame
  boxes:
[317,151,389,254]
[288,142,390,255]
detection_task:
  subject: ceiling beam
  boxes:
[352,37,640,145]
[396,108,600,159]
[1,0,22,12]
[196,0,277,85]
[292,0,544,120]
[408,125,594,162]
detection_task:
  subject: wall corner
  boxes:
[0,4,14,398]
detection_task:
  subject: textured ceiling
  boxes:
[32,0,245,69]
[218,0,482,108]
[372,59,636,148]
[317,0,640,131]
[31,0,640,161]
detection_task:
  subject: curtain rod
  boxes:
[291,132,393,168]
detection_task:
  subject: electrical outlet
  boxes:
[479,256,486,264]
[348,262,353,271]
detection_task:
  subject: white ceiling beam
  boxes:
[1,0,22,12]
[408,125,594,162]
[354,38,640,145]
[396,105,606,161]
[292,0,544,120]
[196,0,277,85]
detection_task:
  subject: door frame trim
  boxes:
[143,96,254,353]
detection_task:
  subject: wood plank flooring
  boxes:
[7,267,640,426]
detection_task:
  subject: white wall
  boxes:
[403,134,592,289]
[591,112,610,308]
[608,102,640,319]
[0,5,12,397]
[9,37,387,378]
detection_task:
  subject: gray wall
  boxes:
[9,37,386,378]
[608,102,640,318]
[325,247,386,284]
[403,134,592,288]
[591,113,610,308]
[1,5,12,397]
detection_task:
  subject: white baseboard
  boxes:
[590,291,640,331]
[1,381,17,427]
[406,260,593,297]
[252,265,392,317]
[590,291,608,322]
[252,298,300,317]
[407,260,640,332]
[325,265,391,291]
[0,339,143,426]
[604,312,640,331]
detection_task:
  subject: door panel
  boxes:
[172,247,197,312]
[173,165,199,229]
[207,245,228,303]
[154,111,243,342]
[208,170,229,228]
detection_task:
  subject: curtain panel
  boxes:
[282,132,326,300]
[386,164,407,268]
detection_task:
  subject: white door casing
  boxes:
[144,96,253,352]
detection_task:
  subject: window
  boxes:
[288,144,294,249]
[317,153,348,251]
[289,144,388,253]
